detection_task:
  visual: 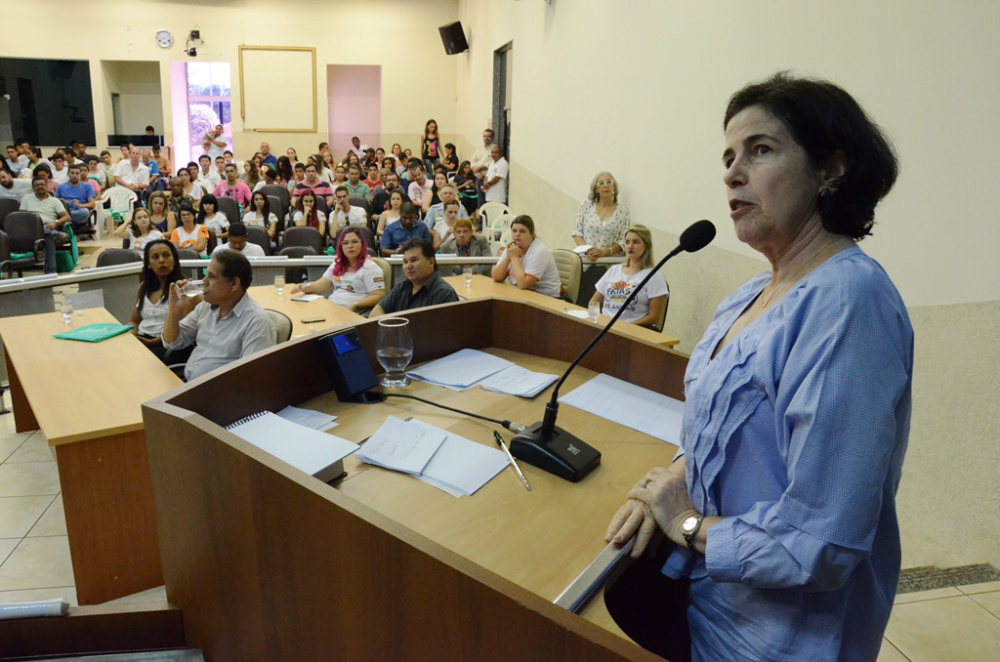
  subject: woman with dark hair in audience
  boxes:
[114,206,163,253]
[491,215,562,298]
[320,152,336,183]
[331,164,347,189]
[147,191,176,234]
[176,168,205,202]
[290,226,385,313]
[390,143,404,165]
[441,142,459,174]
[242,191,278,242]
[421,171,448,215]
[169,204,209,256]
[286,147,299,164]
[292,189,327,237]
[421,119,441,173]
[251,153,264,170]
[453,160,478,215]
[375,189,405,240]
[242,160,261,191]
[573,171,631,263]
[604,73,909,662]
[344,151,362,171]
[589,225,668,329]
[276,156,294,186]
[131,238,188,362]
[198,193,229,241]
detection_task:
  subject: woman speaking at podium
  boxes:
[605,73,913,662]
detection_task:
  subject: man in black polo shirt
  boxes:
[371,238,458,316]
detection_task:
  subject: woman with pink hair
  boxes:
[289,227,385,314]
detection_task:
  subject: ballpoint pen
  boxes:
[494,430,531,491]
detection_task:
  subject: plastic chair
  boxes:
[334,225,376,254]
[215,196,241,226]
[282,226,324,254]
[486,213,514,255]
[246,227,272,255]
[259,184,290,221]
[552,249,583,304]
[99,187,138,239]
[371,257,393,292]
[2,212,45,276]
[278,246,317,285]
[478,201,511,229]
[96,248,143,267]
[266,309,294,344]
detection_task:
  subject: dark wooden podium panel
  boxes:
[143,298,687,661]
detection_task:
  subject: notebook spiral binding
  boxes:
[225,410,270,430]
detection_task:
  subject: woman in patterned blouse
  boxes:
[572,171,632,263]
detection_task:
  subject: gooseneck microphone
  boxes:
[509,220,717,482]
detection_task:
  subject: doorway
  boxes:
[492,42,512,159]
[327,65,381,159]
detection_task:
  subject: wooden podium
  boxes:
[143,297,688,661]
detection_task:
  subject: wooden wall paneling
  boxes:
[55,430,163,605]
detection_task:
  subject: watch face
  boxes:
[682,516,700,534]
[156,30,173,48]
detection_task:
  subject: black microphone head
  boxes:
[680,220,716,253]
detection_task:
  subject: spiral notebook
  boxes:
[224,411,359,483]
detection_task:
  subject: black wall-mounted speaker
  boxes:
[439,21,469,55]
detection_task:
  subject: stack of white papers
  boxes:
[356,416,509,497]
[291,294,324,302]
[480,365,558,398]
[559,373,685,444]
[277,405,338,431]
[405,349,513,390]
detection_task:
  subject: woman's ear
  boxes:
[824,150,849,190]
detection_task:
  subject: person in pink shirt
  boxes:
[213,163,252,208]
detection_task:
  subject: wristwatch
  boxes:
[681,514,703,553]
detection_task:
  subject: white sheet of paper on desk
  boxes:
[479,365,558,398]
[406,419,509,497]
[356,416,447,476]
[565,309,590,320]
[405,348,513,390]
[573,245,592,255]
[277,405,338,430]
[559,373,684,444]
[291,294,323,302]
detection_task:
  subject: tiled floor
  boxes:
[0,413,998,659]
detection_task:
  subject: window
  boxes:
[186,62,231,161]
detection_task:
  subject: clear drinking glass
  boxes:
[61,301,74,324]
[181,280,205,298]
[376,317,413,388]
[462,264,474,287]
[274,274,286,296]
[588,301,601,323]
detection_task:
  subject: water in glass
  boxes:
[61,302,74,324]
[274,275,286,296]
[462,265,474,287]
[588,301,601,323]
[376,317,413,388]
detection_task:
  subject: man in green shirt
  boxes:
[344,164,371,203]
[19,177,70,273]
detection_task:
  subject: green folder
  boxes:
[53,323,134,343]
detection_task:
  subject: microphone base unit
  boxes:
[510,422,601,482]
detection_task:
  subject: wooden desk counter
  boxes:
[0,309,182,605]
[247,285,365,338]
[445,274,680,347]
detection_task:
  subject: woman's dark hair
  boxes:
[457,160,472,178]
[724,72,898,239]
[33,163,52,178]
[178,204,196,222]
[197,194,219,224]
[250,191,271,227]
[276,156,293,182]
[511,214,536,237]
[138,239,183,306]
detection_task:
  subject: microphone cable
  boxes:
[367,391,527,433]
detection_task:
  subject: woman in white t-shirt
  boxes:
[242,191,278,242]
[290,227,385,313]
[589,225,668,329]
[198,193,229,241]
[131,239,186,362]
[491,215,563,299]
[114,207,163,253]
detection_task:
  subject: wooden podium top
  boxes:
[143,297,686,660]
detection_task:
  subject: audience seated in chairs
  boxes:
[375,190,405,242]
[55,163,96,236]
[491,214,562,298]
[147,191,177,234]
[370,238,458,317]
[439,217,492,276]
[588,225,668,330]
[169,204,209,256]
[213,163,252,209]
[291,161,334,208]
[290,226,386,315]
[330,185,367,232]
[343,164,371,202]
[212,222,265,257]
[162,249,277,382]
[242,191,278,244]
[114,207,163,253]
[380,202,432,257]
[114,146,150,194]
[166,178,195,217]
[132,239,190,363]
